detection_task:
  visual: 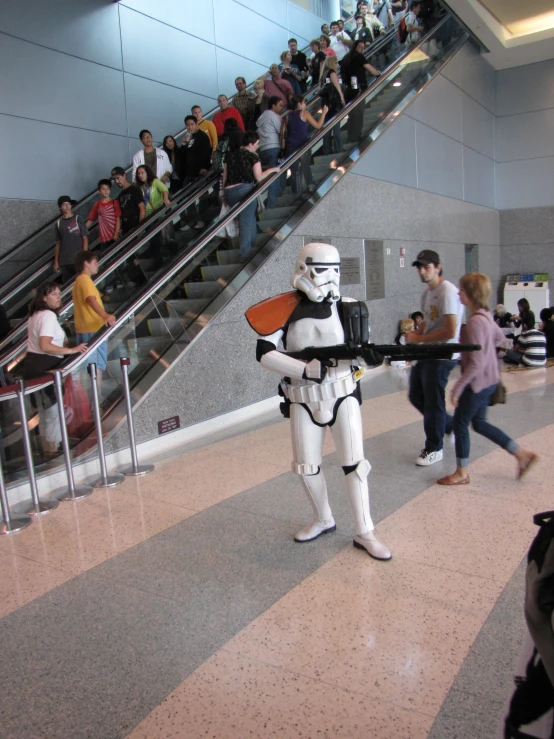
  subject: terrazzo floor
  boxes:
[0,365,552,738]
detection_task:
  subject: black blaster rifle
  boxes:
[285,342,481,366]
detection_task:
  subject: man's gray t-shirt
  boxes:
[256,110,281,151]
[421,279,464,356]
[55,215,89,266]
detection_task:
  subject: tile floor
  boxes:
[0,366,552,738]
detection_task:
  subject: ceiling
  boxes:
[446,0,554,69]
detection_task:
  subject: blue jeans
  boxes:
[409,359,456,452]
[224,183,257,258]
[286,146,313,194]
[453,384,519,467]
[77,332,108,372]
[322,122,343,155]
[259,147,282,208]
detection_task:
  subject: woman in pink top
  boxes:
[437,272,537,486]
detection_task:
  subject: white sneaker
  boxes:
[294,519,336,542]
[415,448,443,466]
[353,531,391,561]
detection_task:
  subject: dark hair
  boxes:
[330,21,339,28]
[320,34,331,47]
[517,298,530,313]
[540,307,553,322]
[355,14,367,25]
[523,312,536,331]
[217,94,228,101]
[135,164,156,186]
[57,195,72,208]
[410,0,421,7]
[310,38,321,49]
[235,76,246,84]
[28,282,61,317]
[411,311,423,322]
[97,178,112,190]
[75,250,99,274]
[288,38,297,44]
[288,94,304,111]
[320,23,328,31]
[184,115,197,124]
[242,131,259,147]
[223,118,240,133]
[191,105,201,112]
[268,95,282,109]
[162,135,178,162]
[139,129,152,140]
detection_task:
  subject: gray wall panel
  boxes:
[500,206,554,246]
[215,47,269,100]
[0,0,122,70]
[119,0,216,44]
[351,115,418,189]
[495,59,554,117]
[287,2,325,40]
[119,6,219,97]
[407,73,462,142]
[213,0,289,66]
[0,113,129,201]
[440,41,495,113]
[461,92,494,159]
[496,158,554,210]
[495,108,554,163]
[233,0,288,27]
[124,74,216,146]
[463,147,495,209]
[0,34,127,136]
[415,122,464,201]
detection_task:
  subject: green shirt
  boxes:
[142,178,168,216]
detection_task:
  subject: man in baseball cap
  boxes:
[406,249,464,466]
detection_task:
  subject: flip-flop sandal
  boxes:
[437,475,470,486]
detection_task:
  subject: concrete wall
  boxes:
[0,0,325,253]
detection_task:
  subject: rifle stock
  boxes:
[285,342,481,365]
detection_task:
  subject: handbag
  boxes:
[488,382,507,406]
[216,202,239,239]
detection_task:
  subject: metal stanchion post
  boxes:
[13,379,58,516]
[118,357,154,477]
[87,362,124,488]
[51,370,93,501]
[0,461,32,535]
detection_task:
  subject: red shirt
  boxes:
[87,199,121,243]
[213,106,245,136]
[263,77,294,104]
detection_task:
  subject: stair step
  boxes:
[166,299,210,318]
[184,281,220,300]
[216,249,241,265]
[200,264,238,282]
[147,317,184,338]
[133,337,171,360]
[259,205,296,220]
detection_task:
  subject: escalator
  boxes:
[0,14,469,487]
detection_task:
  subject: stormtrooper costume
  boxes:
[245,243,391,561]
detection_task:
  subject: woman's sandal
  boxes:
[517,453,538,480]
[437,475,470,486]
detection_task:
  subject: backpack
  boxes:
[398,15,408,44]
[212,138,229,174]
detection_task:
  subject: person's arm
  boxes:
[280,117,287,150]
[364,62,381,77]
[450,318,483,405]
[234,108,245,132]
[406,13,424,32]
[131,151,141,182]
[304,106,328,129]
[160,149,172,183]
[138,201,146,223]
[253,161,280,182]
[85,202,98,231]
[54,241,60,272]
[113,200,121,240]
[39,335,87,356]
[85,296,116,327]
[199,133,212,174]
[156,179,170,207]
[221,162,228,192]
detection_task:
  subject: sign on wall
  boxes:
[364,239,385,300]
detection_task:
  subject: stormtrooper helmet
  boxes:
[291,242,341,303]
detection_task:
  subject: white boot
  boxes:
[295,471,336,542]
[353,531,392,561]
[346,460,391,561]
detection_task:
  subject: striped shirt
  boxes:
[87,199,121,243]
[517,329,547,367]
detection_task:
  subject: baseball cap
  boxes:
[111,166,125,176]
[57,195,72,207]
[412,249,440,267]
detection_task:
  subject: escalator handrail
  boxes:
[49,13,457,379]
[0,16,357,270]
[0,19,399,360]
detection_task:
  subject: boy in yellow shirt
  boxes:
[72,251,116,374]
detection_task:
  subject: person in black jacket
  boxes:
[162,135,184,194]
[180,115,213,229]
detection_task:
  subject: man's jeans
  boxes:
[453,383,518,467]
[259,147,282,209]
[409,358,456,452]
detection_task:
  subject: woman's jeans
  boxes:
[224,183,257,258]
[322,121,343,154]
[286,146,313,193]
[453,383,519,467]
[258,148,282,208]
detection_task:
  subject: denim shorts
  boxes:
[76,332,108,371]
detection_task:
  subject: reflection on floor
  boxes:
[0,366,552,738]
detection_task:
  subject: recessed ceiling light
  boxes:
[393,81,401,87]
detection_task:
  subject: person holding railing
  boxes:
[320,57,345,154]
[221,131,280,262]
[22,282,87,455]
[283,95,328,194]
[341,39,381,142]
